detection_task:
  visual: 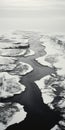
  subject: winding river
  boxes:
[0,32,62,130]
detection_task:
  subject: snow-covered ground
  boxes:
[36,35,65,76]
[35,35,65,129]
[0,32,28,43]
[35,75,56,109]
[35,73,65,109]
[0,32,35,58]
[0,103,27,130]
[0,72,25,98]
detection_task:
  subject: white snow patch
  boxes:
[35,75,56,107]
[0,33,28,43]
[24,49,35,57]
[0,42,14,49]
[59,120,65,127]
[0,49,26,57]
[51,125,61,130]
[36,55,52,67]
[11,62,33,76]
[0,72,25,98]
[0,56,16,64]
[36,36,65,77]
[58,99,65,108]
[0,64,16,71]
[0,103,27,130]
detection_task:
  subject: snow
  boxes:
[36,35,65,128]
[0,32,28,43]
[51,125,61,130]
[59,120,65,127]
[0,48,35,57]
[36,55,52,67]
[0,56,16,64]
[0,49,26,57]
[11,62,33,76]
[0,64,16,71]
[58,99,65,108]
[0,103,27,130]
[24,49,35,57]
[0,72,25,98]
[36,36,65,77]
[0,42,14,49]
[35,73,65,110]
[35,75,56,107]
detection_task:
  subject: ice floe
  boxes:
[11,62,33,76]
[24,49,35,57]
[0,103,27,130]
[35,75,56,107]
[0,72,25,98]
[0,49,26,57]
[0,48,35,57]
[35,73,65,110]
[0,33,28,44]
[0,64,16,71]
[0,42,29,49]
[0,56,16,64]
[57,99,65,109]
[0,42,14,49]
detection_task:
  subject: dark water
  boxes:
[0,33,62,130]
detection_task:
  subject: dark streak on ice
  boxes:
[0,33,62,130]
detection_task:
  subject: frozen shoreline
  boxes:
[36,35,65,77]
[35,35,65,129]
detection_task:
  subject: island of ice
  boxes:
[0,103,27,130]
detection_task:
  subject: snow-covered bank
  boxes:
[0,103,27,130]
[0,72,25,98]
[35,73,65,109]
[11,62,33,76]
[36,35,65,77]
[36,35,65,129]
[35,74,56,109]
